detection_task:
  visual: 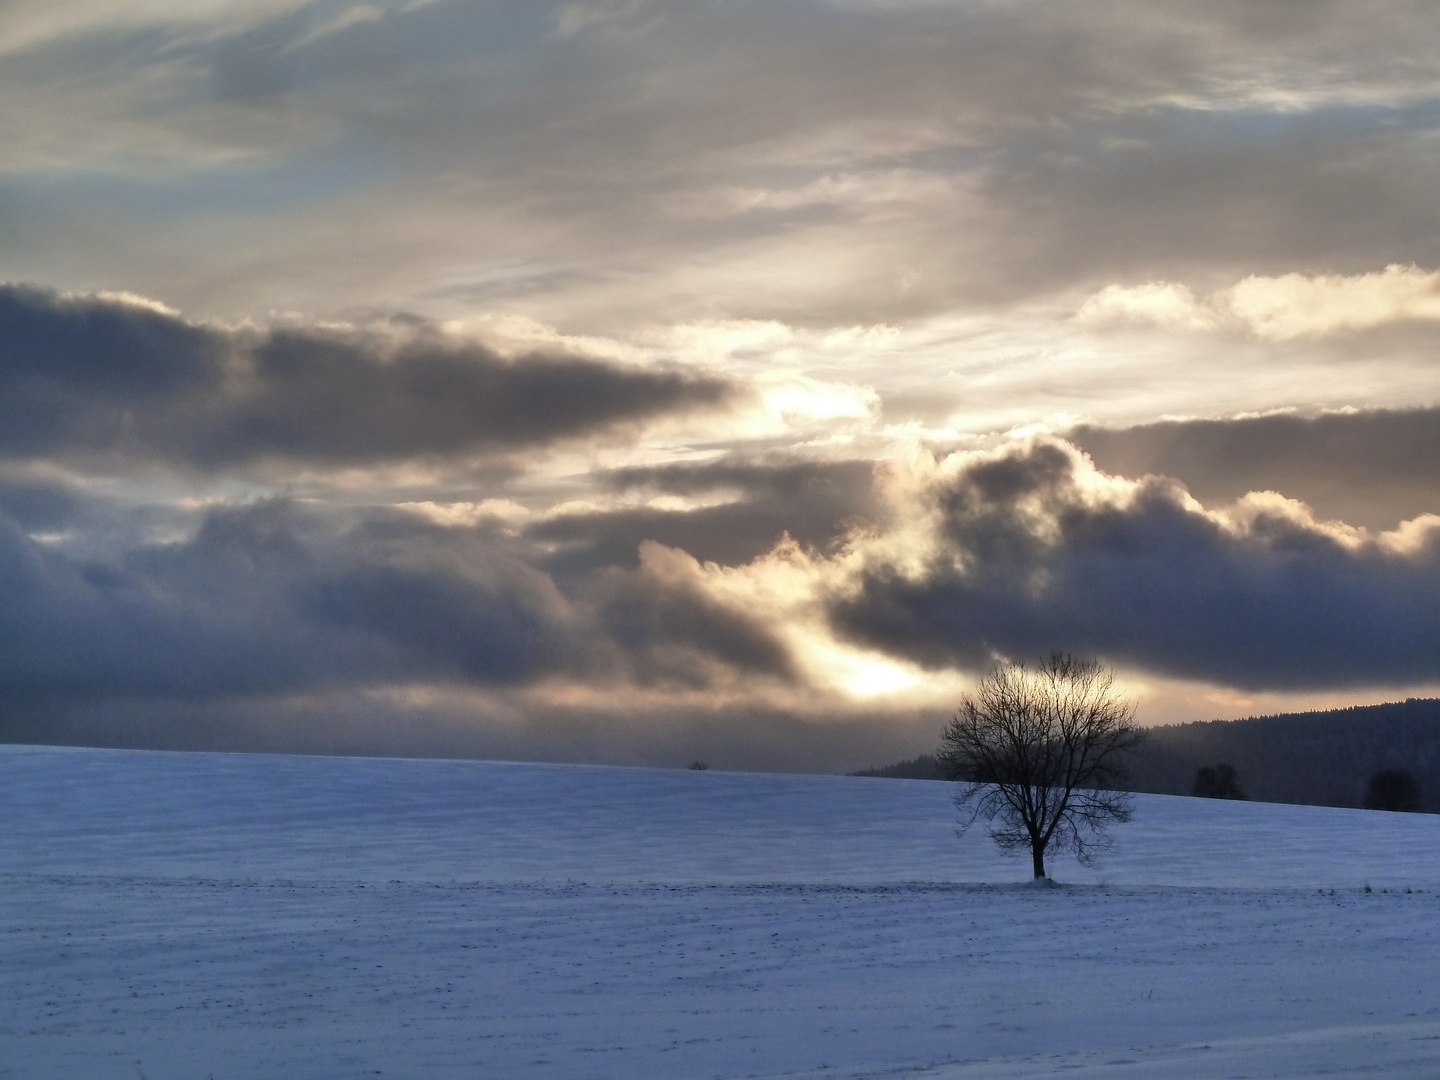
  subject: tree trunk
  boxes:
[1031,843,1045,879]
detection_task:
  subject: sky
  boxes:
[3,0,1440,772]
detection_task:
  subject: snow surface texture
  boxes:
[2,746,1439,1079]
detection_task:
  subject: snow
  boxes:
[2,745,1439,1078]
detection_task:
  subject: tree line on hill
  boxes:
[853,697,1440,813]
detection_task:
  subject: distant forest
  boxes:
[852,698,1440,813]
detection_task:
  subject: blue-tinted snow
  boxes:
[2,745,1439,1078]
[5,744,1437,888]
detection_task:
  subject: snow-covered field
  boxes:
[3,746,1439,1079]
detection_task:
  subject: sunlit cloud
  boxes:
[397,498,532,529]
[1227,264,1440,340]
[1078,265,1440,341]
[1075,282,1217,332]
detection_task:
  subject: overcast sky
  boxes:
[3,0,1440,771]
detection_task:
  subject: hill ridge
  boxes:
[853,697,1440,812]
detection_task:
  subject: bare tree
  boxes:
[938,654,1143,879]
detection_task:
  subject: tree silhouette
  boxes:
[938,654,1143,878]
[1363,768,1420,812]
[1193,763,1246,800]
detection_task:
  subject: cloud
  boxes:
[998,96,1440,305]
[1070,406,1440,530]
[1226,264,1440,339]
[590,541,797,690]
[828,438,1440,690]
[8,0,1440,326]
[1075,282,1218,332]
[1079,265,1440,339]
[0,0,314,54]
[0,494,802,725]
[676,171,958,219]
[0,285,737,470]
[527,457,884,580]
[0,502,333,702]
[7,1,1440,767]
[301,560,577,684]
[0,474,84,531]
[6,417,1440,762]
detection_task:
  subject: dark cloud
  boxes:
[0,498,591,704]
[0,475,83,530]
[0,285,736,469]
[530,458,883,579]
[0,495,797,732]
[1071,407,1440,531]
[0,505,324,702]
[831,440,1440,690]
[590,553,795,689]
[0,286,222,457]
[182,326,734,467]
[303,563,574,685]
[602,458,881,505]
